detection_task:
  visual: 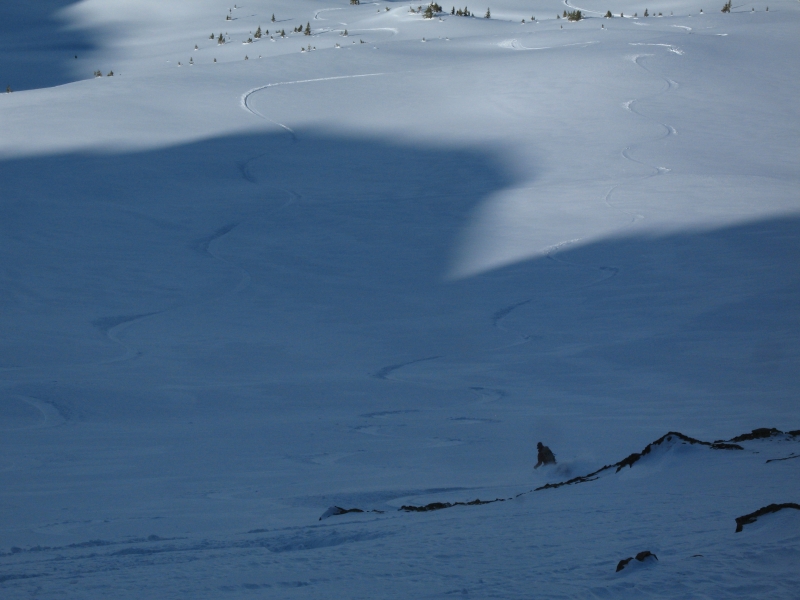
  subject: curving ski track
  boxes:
[498,39,598,51]
[374,356,440,380]
[240,73,386,141]
[544,46,682,290]
[607,49,680,223]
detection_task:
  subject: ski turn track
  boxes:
[545,46,682,293]
[240,73,386,140]
[497,39,598,51]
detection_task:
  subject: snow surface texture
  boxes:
[1,0,799,597]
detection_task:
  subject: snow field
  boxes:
[1,0,799,597]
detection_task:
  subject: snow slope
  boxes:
[1,0,799,597]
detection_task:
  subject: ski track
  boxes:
[203,223,253,297]
[313,7,344,21]
[498,39,598,51]
[240,73,386,141]
[543,47,680,291]
[489,300,534,349]
[562,0,605,17]
[0,396,65,432]
[95,220,256,367]
[630,42,684,55]
[97,312,161,365]
[468,386,507,406]
[492,300,531,329]
[542,238,616,287]
[599,50,681,240]
[374,356,440,380]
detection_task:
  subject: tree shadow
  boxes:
[0,0,99,91]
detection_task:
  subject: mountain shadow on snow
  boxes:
[0,1,100,91]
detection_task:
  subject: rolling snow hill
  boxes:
[1,0,799,597]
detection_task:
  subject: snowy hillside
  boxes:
[1,0,799,597]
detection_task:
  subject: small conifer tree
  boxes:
[485,7,490,18]
[605,10,612,17]
[721,0,731,12]
[6,85,11,93]
[271,14,276,22]
[255,26,262,38]
[343,29,348,36]
[218,33,225,44]
[644,8,649,16]
[305,22,311,35]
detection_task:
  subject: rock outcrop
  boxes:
[734,503,800,532]
[616,550,658,572]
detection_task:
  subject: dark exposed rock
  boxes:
[615,557,632,572]
[766,453,799,464]
[400,498,504,512]
[710,442,743,450]
[318,506,364,520]
[401,501,452,512]
[734,503,800,532]
[616,550,658,571]
[321,427,796,518]
[636,550,657,562]
[536,431,743,492]
[727,428,783,443]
